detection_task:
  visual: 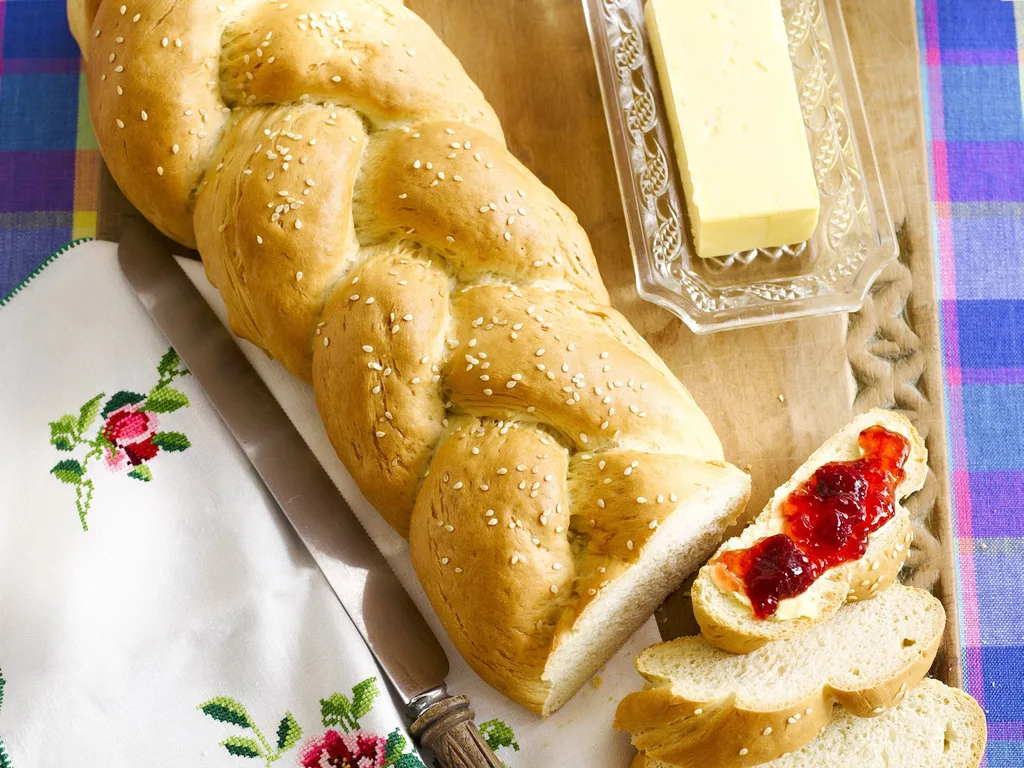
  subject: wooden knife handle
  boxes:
[410,694,503,768]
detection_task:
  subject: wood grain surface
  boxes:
[96,0,959,687]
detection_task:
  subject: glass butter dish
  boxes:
[582,0,897,332]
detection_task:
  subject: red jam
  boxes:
[717,426,910,619]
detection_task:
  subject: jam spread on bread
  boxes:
[717,426,910,618]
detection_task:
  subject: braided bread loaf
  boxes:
[70,0,751,714]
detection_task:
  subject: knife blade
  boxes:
[118,217,501,768]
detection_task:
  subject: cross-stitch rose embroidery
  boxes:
[197,677,459,768]
[298,729,386,768]
[47,347,192,530]
[102,404,160,470]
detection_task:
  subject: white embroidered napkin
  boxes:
[0,240,654,768]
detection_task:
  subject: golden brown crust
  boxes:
[77,0,745,713]
[195,104,363,380]
[314,246,450,536]
[219,0,503,135]
[354,123,607,301]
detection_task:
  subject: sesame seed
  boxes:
[693,708,703,715]
[626,540,634,550]
[141,110,148,121]
[441,557,449,565]
[295,271,303,280]
[116,119,125,129]
[762,727,772,736]
[323,338,330,347]
[550,585,558,594]
[331,75,341,82]
[739,749,748,757]
[256,235,263,244]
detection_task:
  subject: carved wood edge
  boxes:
[845,223,962,687]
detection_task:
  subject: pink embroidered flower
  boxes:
[103,445,129,472]
[102,405,159,471]
[298,729,387,768]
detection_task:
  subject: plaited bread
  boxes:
[70,0,751,714]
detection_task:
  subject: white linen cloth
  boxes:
[0,240,653,767]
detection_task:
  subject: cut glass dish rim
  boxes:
[581,0,899,333]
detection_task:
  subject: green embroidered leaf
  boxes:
[50,459,84,485]
[101,390,146,418]
[51,436,75,452]
[394,753,426,768]
[276,712,302,751]
[350,677,380,721]
[144,386,190,413]
[151,431,191,452]
[384,729,407,766]
[198,696,254,728]
[128,465,153,482]
[320,692,352,728]
[220,736,262,759]
[77,394,105,432]
[478,719,519,752]
[49,414,78,439]
[157,348,183,377]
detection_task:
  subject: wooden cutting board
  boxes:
[96,0,960,687]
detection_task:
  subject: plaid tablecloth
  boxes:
[1,0,1020,764]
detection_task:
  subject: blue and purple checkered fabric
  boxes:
[1,0,1022,763]
[0,0,97,294]
[919,2,1024,765]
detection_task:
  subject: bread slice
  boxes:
[614,585,944,767]
[632,678,986,768]
[692,409,928,653]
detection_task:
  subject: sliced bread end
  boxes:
[633,678,985,768]
[616,585,945,768]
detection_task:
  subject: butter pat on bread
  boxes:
[645,0,819,257]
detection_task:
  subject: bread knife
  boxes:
[117,217,501,768]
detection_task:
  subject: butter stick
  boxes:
[645,0,819,258]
